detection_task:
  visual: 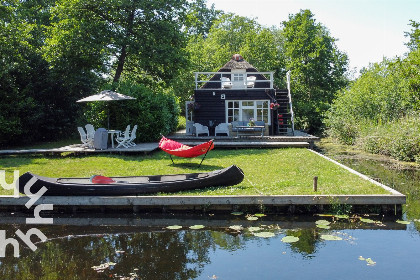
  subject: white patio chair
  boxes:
[193,123,209,137]
[116,125,131,148]
[85,124,95,143]
[247,76,256,88]
[126,125,137,147]
[77,127,93,148]
[215,123,230,136]
[221,77,232,89]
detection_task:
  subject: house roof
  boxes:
[218,54,258,72]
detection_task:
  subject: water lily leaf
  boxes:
[316,220,331,226]
[316,214,334,217]
[254,213,266,217]
[248,226,262,232]
[396,220,411,225]
[229,225,244,231]
[316,224,331,229]
[247,216,259,221]
[366,258,376,266]
[253,231,275,238]
[334,214,349,219]
[359,218,376,223]
[231,212,243,215]
[320,234,343,241]
[189,225,205,230]
[281,236,299,243]
[166,225,183,230]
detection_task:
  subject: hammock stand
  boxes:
[159,136,214,168]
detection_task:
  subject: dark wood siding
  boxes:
[193,89,275,127]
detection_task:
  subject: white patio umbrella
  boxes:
[77,90,136,129]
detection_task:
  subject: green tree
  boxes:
[178,14,283,104]
[0,0,90,146]
[184,0,223,38]
[405,20,420,52]
[44,0,189,84]
[281,9,349,133]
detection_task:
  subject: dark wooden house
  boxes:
[186,54,294,136]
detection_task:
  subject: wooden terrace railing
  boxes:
[194,72,274,90]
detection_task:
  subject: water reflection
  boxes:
[327,155,420,228]
[0,214,414,279]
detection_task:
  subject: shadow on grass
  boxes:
[169,162,224,170]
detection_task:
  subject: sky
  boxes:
[206,0,420,76]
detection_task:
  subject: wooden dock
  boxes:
[0,131,319,156]
[0,193,405,215]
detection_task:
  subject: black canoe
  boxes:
[18,165,244,196]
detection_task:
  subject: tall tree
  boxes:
[184,0,222,38]
[281,9,348,133]
[44,0,189,84]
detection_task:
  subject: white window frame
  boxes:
[231,69,246,89]
[225,100,271,125]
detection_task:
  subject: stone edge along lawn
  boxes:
[0,148,392,196]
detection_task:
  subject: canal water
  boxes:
[1,149,420,279]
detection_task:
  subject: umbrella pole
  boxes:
[107,105,110,130]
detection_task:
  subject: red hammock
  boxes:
[159,136,214,167]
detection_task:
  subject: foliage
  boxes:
[325,44,420,161]
[0,0,97,147]
[45,0,189,84]
[281,9,348,133]
[82,81,180,142]
[405,20,420,52]
[355,114,420,162]
[0,0,189,147]
[176,14,285,104]
[184,0,223,38]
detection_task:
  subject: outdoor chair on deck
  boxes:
[126,125,138,147]
[193,123,209,137]
[215,123,230,136]
[115,125,131,148]
[247,76,256,88]
[77,127,93,148]
[221,77,232,89]
[85,124,95,144]
[159,136,214,168]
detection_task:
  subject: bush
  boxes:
[353,115,420,162]
[83,81,180,142]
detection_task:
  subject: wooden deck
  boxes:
[0,131,319,155]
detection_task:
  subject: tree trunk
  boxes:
[113,45,127,83]
[112,8,135,83]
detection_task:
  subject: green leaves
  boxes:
[281,9,349,133]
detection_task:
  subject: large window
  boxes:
[226,100,270,124]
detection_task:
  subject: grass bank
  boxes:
[0,148,391,196]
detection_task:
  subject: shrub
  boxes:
[354,114,420,162]
[83,81,180,142]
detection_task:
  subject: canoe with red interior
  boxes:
[18,165,244,196]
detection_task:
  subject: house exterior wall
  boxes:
[193,89,276,133]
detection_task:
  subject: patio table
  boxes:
[108,130,121,148]
[236,126,265,137]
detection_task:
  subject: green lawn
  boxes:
[0,148,391,196]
